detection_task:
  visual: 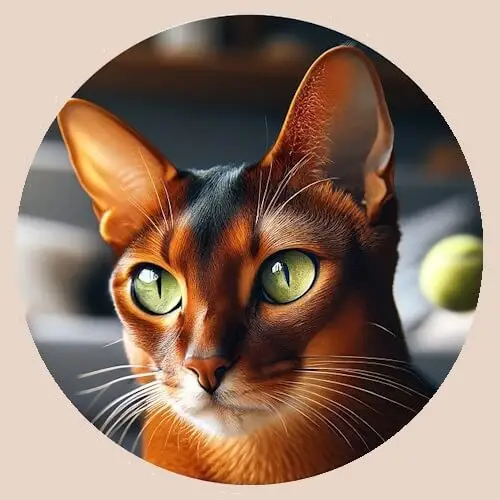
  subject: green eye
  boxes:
[132,265,182,315]
[260,250,316,304]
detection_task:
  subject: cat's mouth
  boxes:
[159,376,274,437]
[179,398,272,437]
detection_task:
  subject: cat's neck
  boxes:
[141,384,428,485]
[142,412,359,484]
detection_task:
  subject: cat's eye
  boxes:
[260,250,317,304]
[131,264,182,315]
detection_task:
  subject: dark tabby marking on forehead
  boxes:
[57,46,437,485]
[183,164,247,260]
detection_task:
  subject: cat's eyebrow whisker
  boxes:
[78,364,153,379]
[262,155,305,217]
[125,194,164,235]
[269,176,340,221]
[255,167,264,225]
[137,146,170,233]
[161,179,175,231]
[262,151,315,219]
[257,155,275,228]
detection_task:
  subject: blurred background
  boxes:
[17,16,481,454]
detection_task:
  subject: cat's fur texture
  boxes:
[58,46,435,484]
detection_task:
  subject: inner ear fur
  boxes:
[262,46,395,224]
[57,98,178,252]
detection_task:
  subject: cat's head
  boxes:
[58,47,410,438]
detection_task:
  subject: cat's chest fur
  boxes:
[140,396,425,485]
[142,413,359,484]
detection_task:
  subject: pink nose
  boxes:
[184,356,231,393]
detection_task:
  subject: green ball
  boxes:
[419,234,483,312]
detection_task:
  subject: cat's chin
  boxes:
[169,396,273,438]
[184,406,272,438]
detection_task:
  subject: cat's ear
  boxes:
[262,46,394,223]
[57,98,178,251]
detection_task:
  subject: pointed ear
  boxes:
[263,46,395,223]
[57,99,178,251]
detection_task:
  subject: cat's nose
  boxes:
[184,356,231,394]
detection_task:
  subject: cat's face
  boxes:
[110,162,383,436]
[59,46,410,439]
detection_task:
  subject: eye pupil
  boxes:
[283,263,291,287]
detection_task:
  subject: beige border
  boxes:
[4,1,497,498]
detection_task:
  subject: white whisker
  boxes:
[102,338,123,348]
[104,393,157,437]
[304,359,417,378]
[366,321,398,338]
[298,368,430,399]
[161,179,175,230]
[266,391,319,434]
[99,385,160,434]
[302,355,411,365]
[281,381,370,449]
[297,374,418,413]
[131,401,169,454]
[257,156,274,227]
[91,381,159,425]
[255,168,263,224]
[262,152,315,218]
[257,392,289,437]
[77,371,159,395]
[124,194,164,235]
[275,389,354,450]
[138,146,170,232]
[78,365,153,379]
[269,176,339,221]
[284,379,385,444]
[143,407,174,451]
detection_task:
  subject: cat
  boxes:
[57,45,436,484]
